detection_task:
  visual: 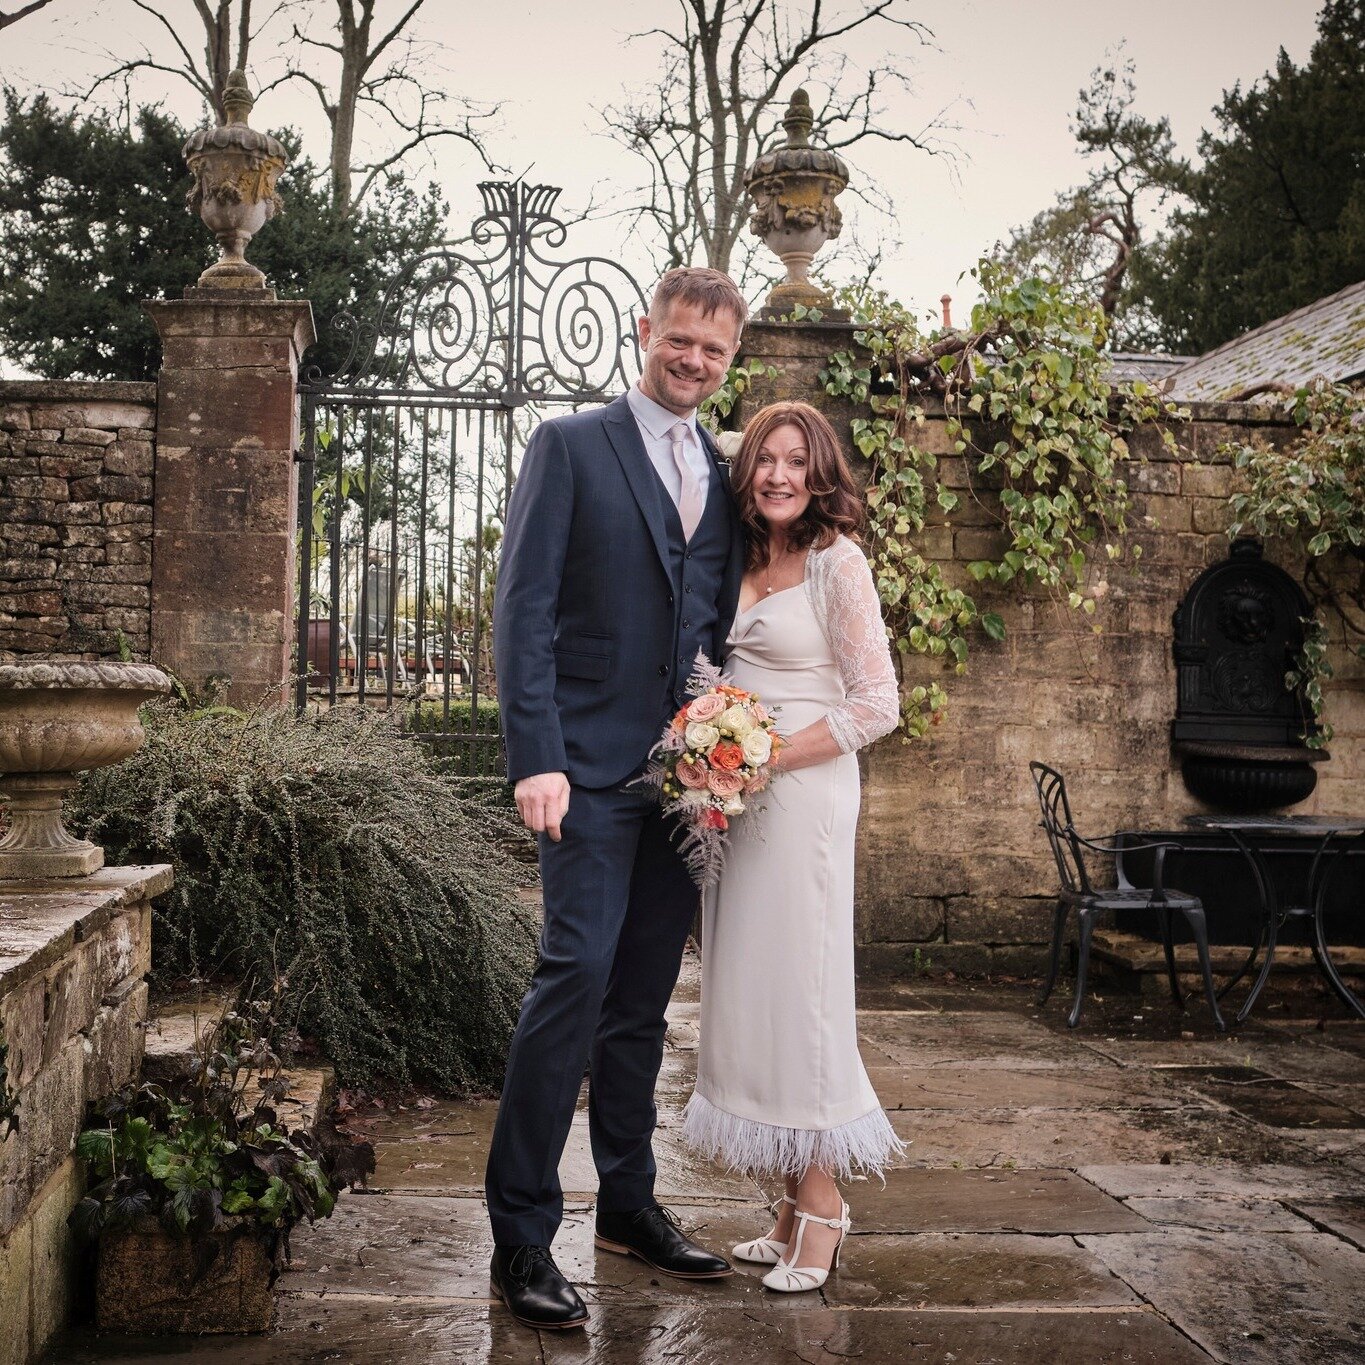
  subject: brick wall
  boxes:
[736,322,1365,973]
[0,382,156,660]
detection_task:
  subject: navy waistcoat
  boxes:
[657,465,732,714]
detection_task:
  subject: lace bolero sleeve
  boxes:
[806,536,900,754]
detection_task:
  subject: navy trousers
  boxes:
[484,778,698,1247]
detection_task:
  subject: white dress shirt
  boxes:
[625,383,711,513]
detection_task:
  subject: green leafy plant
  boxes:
[1225,378,1365,744]
[70,701,538,1092]
[822,261,1183,734]
[69,981,371,1267]
[702,357,779,430]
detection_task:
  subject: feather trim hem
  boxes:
[681,1091,906,1181]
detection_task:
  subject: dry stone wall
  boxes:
[0,382,156,661]
[0,866,169,1365]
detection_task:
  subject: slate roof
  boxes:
[1165,279,1365,399]
[1106,352,1195,384]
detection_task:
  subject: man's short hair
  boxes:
[649,267,748,336]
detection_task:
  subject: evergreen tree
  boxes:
[1135,0,1365,352]
[0,90,446,380]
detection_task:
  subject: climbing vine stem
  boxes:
[1224,379,1365,746]
[821,260,1183,736]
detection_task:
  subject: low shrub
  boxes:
[72,702,539,1093]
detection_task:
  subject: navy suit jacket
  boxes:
[494,394,745,789]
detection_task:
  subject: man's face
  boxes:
[637,299,741,416]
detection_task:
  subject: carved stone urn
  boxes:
[0,660,171,878]
[744,89,849,316]
[183,68,287,291]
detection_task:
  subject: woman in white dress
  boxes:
[682,400,904,1293]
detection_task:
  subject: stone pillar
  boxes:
[735,319,869,463]
[145,296,315,706]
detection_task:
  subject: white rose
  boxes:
[680,788,710,809]
[685,721,720,751]
[741,729,772,766]
[719,704,754,737]
[722,796,745,816]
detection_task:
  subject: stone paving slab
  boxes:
[892,1101,1287,1168]
[1080,1229,1365,1365]
[1075,1032,1365,1086]
[840,1168,1149,1233]
[50,1301,1212,1363]
[859,1011,1116,1069]
[821,1232,1141,1310]
[284,1197,811,1311]
[1076,1162,1365,1201]
[1122,1195,1317,1233]
[1287,1197,1365,1250]
[868,1064,1182,1111]
[361,1102,757,1202]
[1150,1067,1365,1129]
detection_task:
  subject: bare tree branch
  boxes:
[275,0,501,215]
[0,0,56,31]
[601,0,943,290]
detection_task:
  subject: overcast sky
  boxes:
[6,1,1323,330]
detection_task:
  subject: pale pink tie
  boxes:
[669,421,704,542]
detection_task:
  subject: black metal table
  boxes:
[1184,814,1365,1024]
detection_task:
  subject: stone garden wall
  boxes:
[0,866,169,1365]
[0,383,157,661]
[737,322,1365,974]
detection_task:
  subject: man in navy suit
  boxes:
[487,268,749,1330]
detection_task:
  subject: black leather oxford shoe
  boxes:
[489,1245,588,1330]
[595,1204,734,1279]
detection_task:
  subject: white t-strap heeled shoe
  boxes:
[761,1198,851,1293]
[731,1194,796,1265]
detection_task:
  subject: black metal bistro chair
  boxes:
[1029,763,1226,1031]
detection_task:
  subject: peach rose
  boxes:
[743,767,770,795]
[710,741,744,772]
[686,693,726,722]
[676,757,710,789]
[707,768,745,797]
[751,702,770,724]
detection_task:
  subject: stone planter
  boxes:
[0,659,170,878]
[95,1216,277,1334]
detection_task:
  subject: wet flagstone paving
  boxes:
[51,960,1365,1363]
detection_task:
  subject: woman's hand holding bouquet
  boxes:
[640,654,784,886]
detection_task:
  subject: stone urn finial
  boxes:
[182,68,287,292]
[744,88,850,317]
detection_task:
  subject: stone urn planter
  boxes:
[182,68,287,291]
[95,1216,278,1334]
[0,659,170,878]
[743,88,849,315]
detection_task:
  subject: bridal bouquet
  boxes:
[640,654,784,887]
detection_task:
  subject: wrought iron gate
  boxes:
[295,181,646,775]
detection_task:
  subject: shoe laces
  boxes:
[508,1245,552,1283]
[638,1203,683,1234]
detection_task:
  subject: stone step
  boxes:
[142,987,334,1133]
[1092,928,1365,978]
[1091,928,1365,1003]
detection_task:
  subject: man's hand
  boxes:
[514,772,571,842]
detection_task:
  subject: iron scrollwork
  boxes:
[301,181,646,404]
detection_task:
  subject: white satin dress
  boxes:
[682,535,905,1179]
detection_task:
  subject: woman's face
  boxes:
[749,423,812,533]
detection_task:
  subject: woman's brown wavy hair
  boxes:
[729,401,866,570]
